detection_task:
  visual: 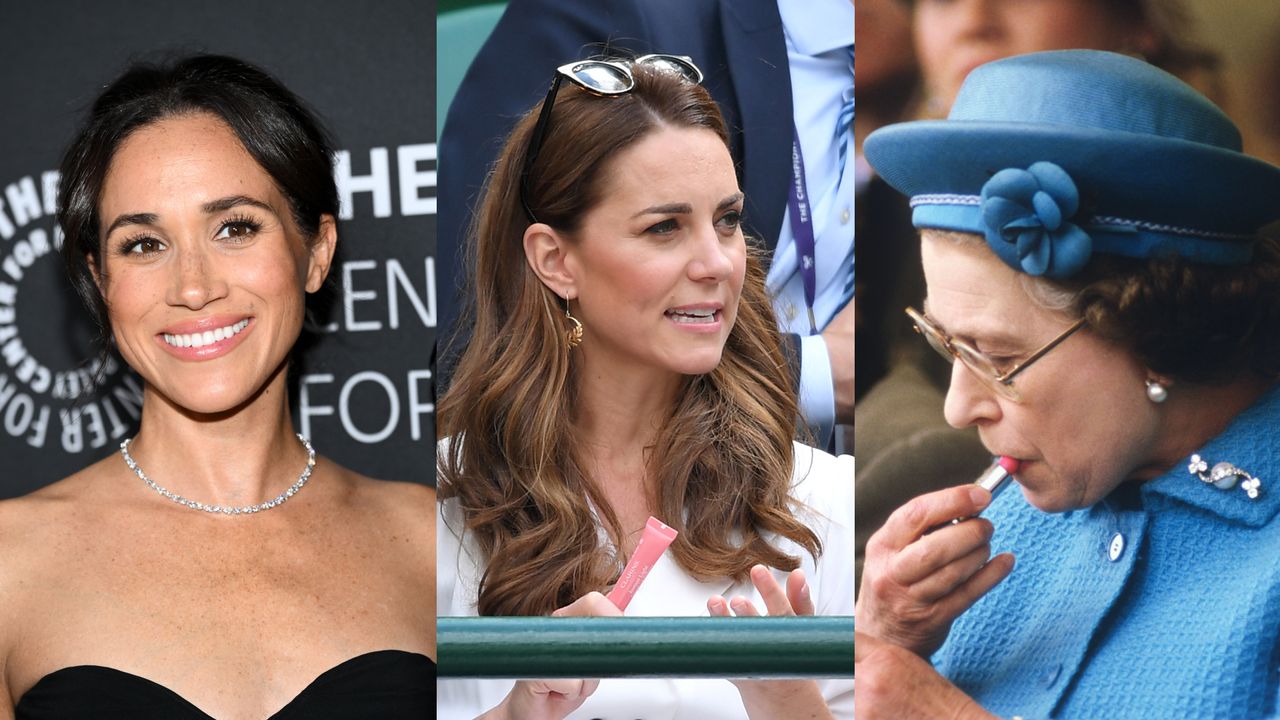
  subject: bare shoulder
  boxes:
[0,456,113,552]
[324,459,435,538]
[0,457,114,700]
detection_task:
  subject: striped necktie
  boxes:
[836,46,854,179]
[838,45,855,308]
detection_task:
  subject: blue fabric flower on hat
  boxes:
[980,161,1093,278]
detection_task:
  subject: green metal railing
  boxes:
[438,616,854,678]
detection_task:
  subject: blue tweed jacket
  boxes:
[934,384,1280,719]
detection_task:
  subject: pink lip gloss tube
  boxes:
[606,516,678,612]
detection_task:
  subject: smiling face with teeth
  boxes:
[536,126,746,381]
[95,113,334,415]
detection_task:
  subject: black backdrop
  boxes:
[0,0,436,494]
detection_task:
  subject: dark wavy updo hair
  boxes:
[58,53,339,344]
[1065,238,1280,384]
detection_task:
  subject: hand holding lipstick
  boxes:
[855,483,1015,658]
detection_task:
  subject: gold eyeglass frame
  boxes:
[905,306,1085,402]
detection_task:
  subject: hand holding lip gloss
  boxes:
[606,516,678,612]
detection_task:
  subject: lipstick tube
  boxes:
[606,516,678,612]
[931,456,1021,532]
[974,456,1020,501]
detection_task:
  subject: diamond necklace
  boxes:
[119,433,316,515]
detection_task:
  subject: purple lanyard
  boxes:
[787,129,818,335]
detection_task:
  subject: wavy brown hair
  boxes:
[438,62,822,616]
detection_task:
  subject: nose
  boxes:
[687,226,736,282]
[165,244,229,310]
[942,359,1003,429]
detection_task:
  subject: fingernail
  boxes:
[800,583,810,600]
[969,487,989,506]
[731,596,748,610]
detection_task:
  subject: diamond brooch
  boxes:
[1188,454,1262,500]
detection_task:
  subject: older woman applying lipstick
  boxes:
[436,55,854,719]
[854,51,1280,718]
[0,56,434,718]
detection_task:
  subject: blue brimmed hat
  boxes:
[864,50,1280,279]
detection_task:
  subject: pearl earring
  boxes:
[1146,379,1168,404]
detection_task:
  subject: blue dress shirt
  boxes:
[771,0,854,443]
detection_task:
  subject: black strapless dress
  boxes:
[14,650,434,719]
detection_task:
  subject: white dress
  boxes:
[437,441,855,720]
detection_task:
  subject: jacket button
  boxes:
[1108,532,1125,561]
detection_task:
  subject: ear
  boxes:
[88,254,104,293]
[523,222,578,300]
[305,215,338,293]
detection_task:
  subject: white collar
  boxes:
[777,0,854,57]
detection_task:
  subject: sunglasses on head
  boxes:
[519,54,704,223]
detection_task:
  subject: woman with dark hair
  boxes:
[436,56,854,719]
[0,55,434,718]
[855,50,1280,718]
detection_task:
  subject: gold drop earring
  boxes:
[564,298,583,349]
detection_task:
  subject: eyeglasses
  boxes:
[519,54,704,223]
[905,306,1085,402]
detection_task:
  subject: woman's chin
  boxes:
[1018,484,1085,514]
[672,350,725,376]
[152,382,259,417]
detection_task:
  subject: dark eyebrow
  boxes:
[633,202,691,218]
[104,196,277,237]
[631,192,745,219]
[718,192,745,210]
[104,212,158,236]
[201,195,277,216]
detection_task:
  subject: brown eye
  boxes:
[215,220,261,241]
[123,237,165,255]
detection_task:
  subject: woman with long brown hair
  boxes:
[436,55,853,719]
